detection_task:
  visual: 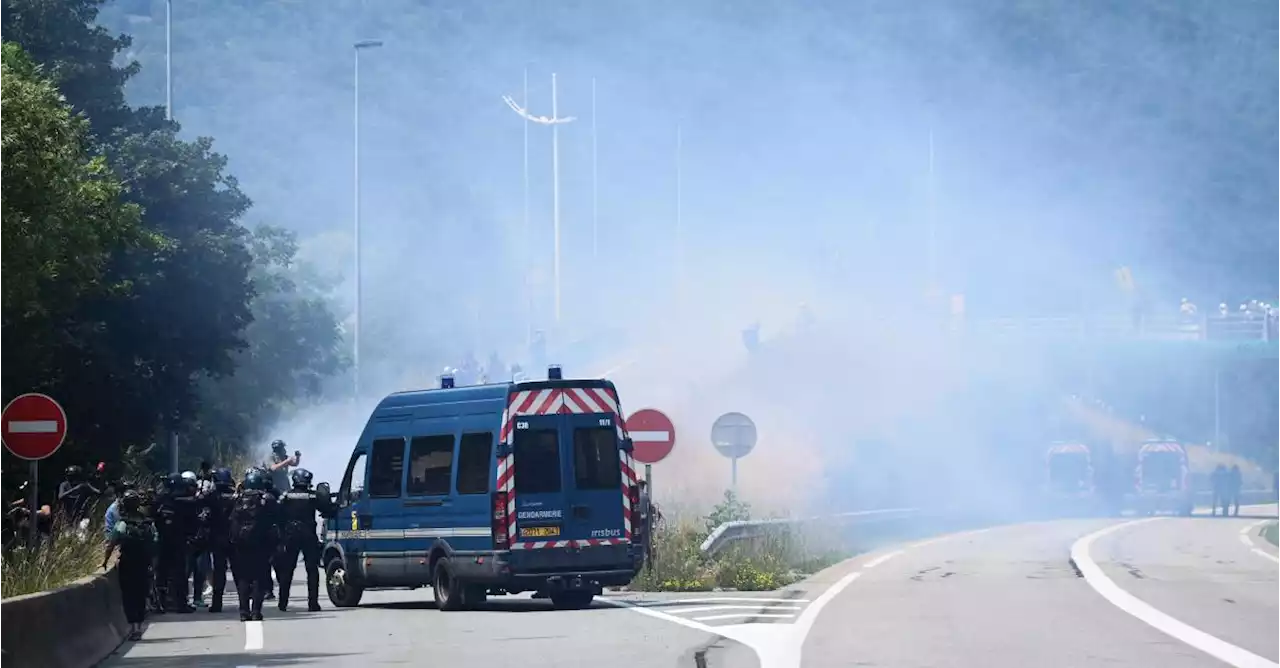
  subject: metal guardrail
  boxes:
[963,314,1274,343]
[700,507,920,558]
[699,492,1276,558]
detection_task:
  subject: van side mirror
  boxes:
[621,437,635,453]
[496,442,512,458]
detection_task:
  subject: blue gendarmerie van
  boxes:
[323,366,644,611]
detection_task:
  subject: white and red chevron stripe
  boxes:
[498,384,635,550]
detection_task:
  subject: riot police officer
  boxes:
[206,468,237,613]
[154,474,195,613]
[230,468,280,621]
[275,469,336,612]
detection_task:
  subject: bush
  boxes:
[628,490,847,592]
[2,516,106,598]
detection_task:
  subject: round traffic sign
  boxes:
[711,411,757,459]
[625,408,676,464]
[2,393,69,461]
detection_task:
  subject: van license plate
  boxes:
[520,525,561,539]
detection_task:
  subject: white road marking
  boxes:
[610,525,992,668]
[668,604,803,615]
[1239,520,1280,564]
[658,596,811,604]
[243,620,264,651]
[7,420,58,433]
[694,612,796,621]
[1071,519,1279,668]
[1249,545,1280,560]
[862,549,903,569]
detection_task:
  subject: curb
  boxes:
[1,566,128,668]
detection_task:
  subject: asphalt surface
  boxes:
[99,507,1278,668]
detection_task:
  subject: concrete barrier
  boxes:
[1,566,128,668]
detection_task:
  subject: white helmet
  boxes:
[180,470,197,482]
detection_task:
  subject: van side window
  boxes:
[368,438,405,498]
[456,432,493,495]
[408,435,454,496]
[339,452,367,505]
[573,427,621,490]
[513,428,562,494]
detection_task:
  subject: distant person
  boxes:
[1210,464,1228,517]
[57,465,102,525]
[121,443,157,481]
[487,352,505,381]
[265,440,299,495]
[1226,465,1242,517]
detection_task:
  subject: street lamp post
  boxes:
[591,78,598,260]
[353,39,383,399]
[675,123,683,302]
[165,0,172,121]
[503,74,576,326]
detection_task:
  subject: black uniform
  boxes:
[111,503,157,628]
[206,481,236,612]
[274,479,336,611]
[230,480,280,621]
[154,478,197,613]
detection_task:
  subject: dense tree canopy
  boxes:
[1,0,347,496]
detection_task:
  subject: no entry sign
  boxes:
[2,393,69,461]
[625,408,676,464]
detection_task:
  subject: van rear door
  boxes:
[563,411,626,545]
[511,415,568,545]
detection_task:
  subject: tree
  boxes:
[0,40,153,406]
[184,225,348,463]
[0,0,351,511]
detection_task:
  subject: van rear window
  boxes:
[573,427,621,491]
[513,428,561,494]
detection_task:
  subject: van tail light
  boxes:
[492,491,509,549]
[628,484,640,516]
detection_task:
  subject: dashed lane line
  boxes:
[243,620,264,651]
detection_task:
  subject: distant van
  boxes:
[323,366,642,611]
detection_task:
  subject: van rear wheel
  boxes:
[433,559,465,611]
[326,557,363,608]
[550,591,594,610]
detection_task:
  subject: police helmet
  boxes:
[271,439,288,454]
[243,468,269,491]
[213,467,234,487]
[165,472,185,491]
[65,465,83,479]
[181,470,197,483]
[290,468,314,489]
[120,489,143,512]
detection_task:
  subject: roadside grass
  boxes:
[2,515,107,598]
[628,490,848,592]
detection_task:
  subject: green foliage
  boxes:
[1,42,150,327]
[185,225,348,459]
[1,1,346,503]
[1,516,106,598]
[630,491,845,593]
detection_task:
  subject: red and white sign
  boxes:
[625,408,676,464]
[2,393,68,461]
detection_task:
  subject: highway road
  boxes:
[100,506,1278,668]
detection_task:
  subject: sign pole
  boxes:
[28,460,38,548]
[644,463,652,498]
[731,456,738,491]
